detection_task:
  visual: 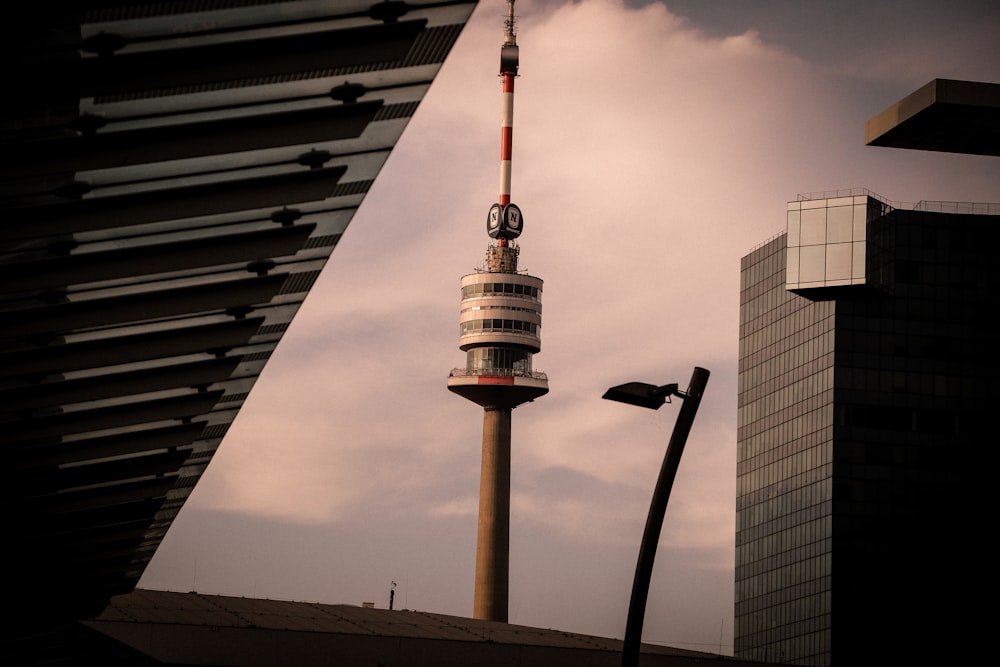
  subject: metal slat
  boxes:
[79,21,427,98]
[0,316,264,380]
[1,274,287,341]
[1,100,383,179]
[4,390,226,445]
[12,476,180,515]
[17,502,166,549]
[0,168,342,242]
[0,358,242,414]
[6,422,209,468]
[10,449,195,500]
[2,223,316,293]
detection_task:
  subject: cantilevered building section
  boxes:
[448,0,548,623]
[864,78,1000,156]
[1,0,477,654]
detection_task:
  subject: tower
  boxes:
[447,0,548,623]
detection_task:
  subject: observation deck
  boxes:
[447,367,548,409]
[448,243,547,409]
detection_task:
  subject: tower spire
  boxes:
[503,0,517,46]
[491,0,521,242]
[447,0,548,623]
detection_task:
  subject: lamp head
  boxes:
[602,382,678,410]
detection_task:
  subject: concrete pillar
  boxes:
[473,406,511,621]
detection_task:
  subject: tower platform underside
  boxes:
[447,374,548,409]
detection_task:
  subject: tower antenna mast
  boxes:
[498,0,518,220]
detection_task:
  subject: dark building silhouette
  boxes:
[736,79,998,665]
[1,1,478,661]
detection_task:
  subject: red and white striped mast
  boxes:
[499,0,517,210]
[486,0,524,246]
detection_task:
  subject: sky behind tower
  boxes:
[141,0,1000,653]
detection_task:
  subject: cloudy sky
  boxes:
[140,0,1000,654]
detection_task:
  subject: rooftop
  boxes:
[79,589,766,667]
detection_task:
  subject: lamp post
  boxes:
[602,366,710,667]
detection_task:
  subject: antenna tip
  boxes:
[504,0,517,43]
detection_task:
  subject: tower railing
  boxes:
[912,200,1000,214]
[449,367,548,380]
[797,187,999,215]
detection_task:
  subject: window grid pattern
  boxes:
[461,281,540,301]
[465,347,532,375]
[737,234,834,666]
[785,195,891,291]
[460,319,538,335]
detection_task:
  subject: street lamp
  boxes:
[603,366,710,667]
[602,382,678,410]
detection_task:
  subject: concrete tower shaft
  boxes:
[473,407,511,621]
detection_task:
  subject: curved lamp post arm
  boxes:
[608,366,710,667]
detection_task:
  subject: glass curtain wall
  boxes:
[737,234,834,666]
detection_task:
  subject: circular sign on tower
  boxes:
[487,203,503,236]
[504,203,522,234]
[487,202,524,240]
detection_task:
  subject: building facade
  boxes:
[1,1,479,658]
[736,192,996,665]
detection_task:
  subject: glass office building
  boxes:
[736,191,996,665]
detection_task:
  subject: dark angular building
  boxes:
[735,190,997,665]
[735,79,998,665]
[1,1,478,661]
